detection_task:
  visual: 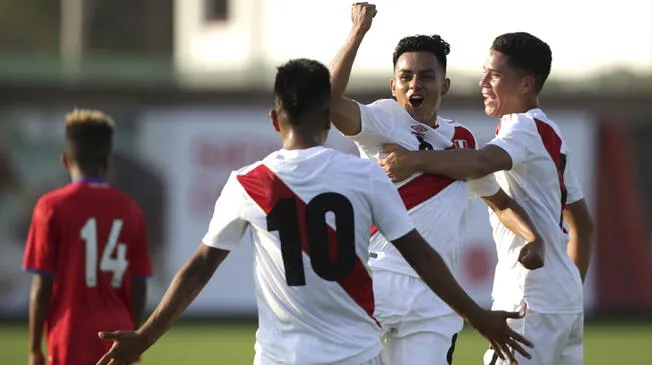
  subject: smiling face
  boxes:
[479,50,536,118]
[391,51,450,126]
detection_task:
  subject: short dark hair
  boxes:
[274,58,331,125]
[392,35,451,73]
[491,32,552,93]
[64,109,114,171]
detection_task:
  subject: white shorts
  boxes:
[373,269,463,365]
[483,309,584,365]
[253,353,383,365]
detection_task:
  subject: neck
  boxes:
[415,114,438,128]
[281,129,324,151]
[70,167,106,182]
[518,96,539,114]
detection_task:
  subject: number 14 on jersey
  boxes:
[81,218,130,288]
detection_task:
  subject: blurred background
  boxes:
[0,0,650,363]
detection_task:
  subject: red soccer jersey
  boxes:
[23,180,152,365]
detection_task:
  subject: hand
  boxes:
[378,143,417,183]
[470,309,533,364]
[96,330,150,365]
[351,2,377,34]
[28,350,45,365]
[518,240,545,270]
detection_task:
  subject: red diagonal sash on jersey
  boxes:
[237,164,378,325]
[534,119,568,229]
[370,126,475,237]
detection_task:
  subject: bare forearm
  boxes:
[412,149,487,180]
[563,201,594,282]
[394,232,482,322]
[485,196,538,243]
[28,276,52,352]
[567,232,592,281]
[138,247,224,345]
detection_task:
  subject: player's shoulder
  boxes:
[501,111,538,129]
[441,117,473,134]
[104,187,145,215]
[364,98,403,117]
[33,184,75,211]
[439,117,477,147]
[232,159,266,177]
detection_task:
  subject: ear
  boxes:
[390,78,396,97]
[441,78,451,96]
[269,109,280,132]
[522,75,535,94]
[60,153,70,170]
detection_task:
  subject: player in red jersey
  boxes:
[23,109,152,365]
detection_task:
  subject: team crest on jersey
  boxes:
[453,139,468,149]
[410,125,428,134]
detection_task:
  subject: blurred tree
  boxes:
[0,0,60,54]
[0,0,172,57]
[86,0,173,56]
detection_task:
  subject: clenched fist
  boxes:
[351,2,377,34]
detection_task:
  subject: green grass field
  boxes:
[1,321,650,364]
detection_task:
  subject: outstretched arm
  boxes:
[97,244,229,364]
[329,3,376,136]
[133,244,227,344]
[391,230,533,363]
[563,199,594,282]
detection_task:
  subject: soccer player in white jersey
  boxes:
[330,4,544,365]
[95,59,533,365]
[379,32,595,365]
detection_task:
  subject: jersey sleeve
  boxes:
[488,114,538,167]
[347,100,395,146]
[563,155,584,204]
[367,163,415,240]
[468,175,501,198]
[130,208,153,278]
[22,198,58,275]
[201,173,249,251]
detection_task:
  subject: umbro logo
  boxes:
[410,125,428,134]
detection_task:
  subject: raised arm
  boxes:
[563,199,593,282]
[329,3,376,136]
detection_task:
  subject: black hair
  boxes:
[274,58,331,125]
[65,109,114,173]
[392,35,451,73]
[491,32,552,93]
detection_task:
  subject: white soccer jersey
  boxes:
[488,108,584,313]
[348,98,499,317]
[202,146,415,365]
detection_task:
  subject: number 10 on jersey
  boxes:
[81,218,129,288]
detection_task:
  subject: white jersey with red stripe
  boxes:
[201,146,415,365]
[348,98,499,317]
[488,108,584,313]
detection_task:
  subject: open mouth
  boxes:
[408,95,424,109]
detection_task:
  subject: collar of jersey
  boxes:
[73,177,107,183]
[278,146,327,156]
[526,108,546,119]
